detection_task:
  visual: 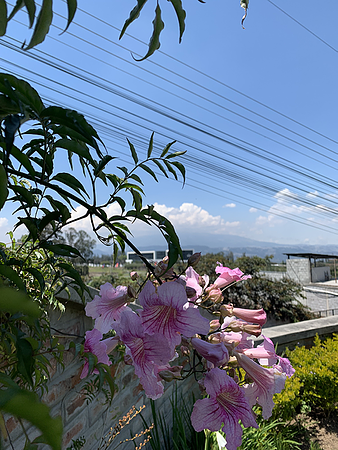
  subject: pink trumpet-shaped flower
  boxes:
[114,308,173,400]
[80,329,118,379]
[139,281,210,350]
[85,283,129,333]
[191,368,258,450]
[239,335,278,366]
[182,267,202,302]
[192,338,229,367]
[214,265,251,289]
[221,305,267,326]
[234,351,286,419]
[274,356,295,378]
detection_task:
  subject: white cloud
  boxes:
[306,190,318,198]
[0,218,8,228]
[249,207,257,213]
[224,203,236,208]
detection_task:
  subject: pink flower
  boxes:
[221,305,267,326]
[139,281,210,350]
[182,267,202,302]
[191,368,257,450]
[234,351,286,419]
[214,265,251,289]
[80,329,116,379]
[85,283,129,333]
[191,338,229,367]
[239,335,278,365]
[274,356,295,378]
[114,308,173,400]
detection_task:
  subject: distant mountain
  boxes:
[94,234,338,262]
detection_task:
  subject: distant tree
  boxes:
[65,228,96,263]
[196,252,235,281]
[196,253,315,324]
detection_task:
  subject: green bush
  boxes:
[274,334,338,420]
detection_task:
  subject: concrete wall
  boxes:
[2,287,200,450]
[286,258,311,284]
[311,266,330,282]
[260,271,289,281]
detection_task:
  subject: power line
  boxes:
[266,0,338,54]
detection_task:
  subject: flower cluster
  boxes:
[82,255,294,450]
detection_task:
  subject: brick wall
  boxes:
[2,287,200,450]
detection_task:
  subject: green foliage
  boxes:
[274,334,338,420]
[238,415,301,450]
[141,386,205,450]
[66,436,86,450]
[196,253,313,323]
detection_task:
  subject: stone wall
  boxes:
[2,287,200,450]
[286,258,311,284]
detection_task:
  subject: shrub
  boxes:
[274,334,338,420]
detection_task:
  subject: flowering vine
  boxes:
[82,254,294,449]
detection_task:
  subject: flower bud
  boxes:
[188,252,201,268]
[227,320,244,333]
[130,271,138,281]
[242,323,262,337]
[158,370,175,382]
[220,304,233,318]
[206,287,223,303]
[209,319,220,333]
[186,286,197,299]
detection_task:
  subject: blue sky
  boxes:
[1,0,338,250]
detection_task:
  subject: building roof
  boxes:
[284,252,338,260]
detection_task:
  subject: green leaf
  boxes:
[113,197,126,212]
[0,287,41,318]
[0,73,44,115]
[93,154,114,176]
[160,140,176,158]
[25,0,53,50]
[170,161,186,183]
[119,0,147,39]
[0,0,7,36]
[38,211,61,233]
[10,184,36,207]
[165,150,187,159]
[45,196,71,223]
[16,217,39,241]
[129,173,144,185]
[0,265,26,291]
[152,159,168,178]
[127,138,138,164]
[40,242,83,259]
[0,388,63,450]
[52,172,88,197]
[131,189,142,212]
[16,338,34,385]
[147,132,154,158]
[134,3,165,61]
[40,106,103,155]
[55,138,94,164]
[24,267,45,293]
[167,0,186,43]
[7,0,24,22]
[0,94,20,119]
[11,145,36,177]
[0,164,8,211]
[163,160,177,180]
[139,163,158,182]
[167,240,179,270]
[64,0,77,33]
[24,0,36,28]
